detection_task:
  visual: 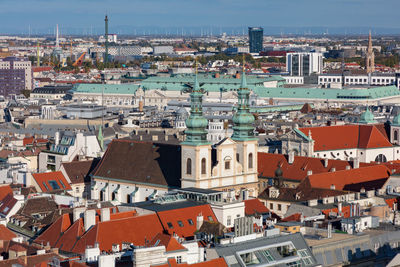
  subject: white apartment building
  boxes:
[286,52,323,76]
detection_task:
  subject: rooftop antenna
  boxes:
[56,24,59,48]
[104,14,109,65]
[36,41,40,67]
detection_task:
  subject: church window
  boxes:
[201,158,206,175]
[236,153,240,162]
[225,160,230,170]
[186,158,192,175]
[375,154,387,163]
[127,194,131,203]
[111,192,116,201]
[248,153,253,169]
[395,130,398,141]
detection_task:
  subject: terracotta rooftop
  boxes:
[0,225,16,241]
[244,199,270,216]
[305,165,391,191]
[32,171,72,192]
[149,233,186,252]
[299,124,392,151]
[258,152,354,181]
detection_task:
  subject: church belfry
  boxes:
[366,31,375,73]
[232,64,257,142]
[181,65,212,188]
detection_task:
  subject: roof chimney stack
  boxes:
[324,158,329,168]
[353,157,360,169]
[100,208,110,222]
[84,209,96,232]
[288,151,294,164]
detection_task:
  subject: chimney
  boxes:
[139,100,144,112]
[100,208,110,222]
[54,131,60,146]
[84,209,96,232]
[345,166,351,170]
[324,158,329,168]
[196,214,204,230]
[330,184,336,190]
[353,157,360,169]
[73,207,86,222]
[330,167,336,172]
[307,170,313,176]
[288,151,294,164]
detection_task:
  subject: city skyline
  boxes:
[1,0,400,35]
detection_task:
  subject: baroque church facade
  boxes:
[181,69,259,197]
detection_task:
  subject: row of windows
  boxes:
[186,153,254,175]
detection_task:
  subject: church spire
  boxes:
[232,56,256,141]
[181,61,209,145]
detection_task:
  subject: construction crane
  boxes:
[73,52,86,66]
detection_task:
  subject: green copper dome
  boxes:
[393,114,400,126]
[359,107,376,124]
[231,70,257,141]
[181,73,210,146]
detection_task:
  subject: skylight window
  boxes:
[167,222,173,229]
[48,180,60,190]
[177,221,184,227]
[187,219,194,225]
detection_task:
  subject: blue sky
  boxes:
[0,0,399,34]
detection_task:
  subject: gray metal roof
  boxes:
[211,233,317,267]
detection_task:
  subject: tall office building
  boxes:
[286,52,323,76]
[248,27,263,54]
[0,57,32,96]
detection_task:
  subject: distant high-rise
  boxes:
[366,31,375,73]
[286,52,323,76]
[0,57,32,96]
[248,27,263,54]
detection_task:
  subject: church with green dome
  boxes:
[181,68,259,196]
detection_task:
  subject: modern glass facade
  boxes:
[248,27,263,53]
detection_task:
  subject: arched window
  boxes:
[186,158,192,175]
[111,192,116,201]
[127,194,131,203]
[201,158,206,175]
[375,154,387,163]
[100,191,104,201]
[248,153,253,169]
[395,130,398,141]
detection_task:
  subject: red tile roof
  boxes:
[157,204,217,238]
[281,213,302,222]
[72,213,164,254]
[0,185,12,201]
[35,213,72,247]
[299,124,392,151]
[257,153,353,181]
[305,165,391,191]
[32,171,72,192]
[149,233,186,252]
[244,199,269,216]
[0,225,16,240]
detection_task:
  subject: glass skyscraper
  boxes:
[248,27,263,53]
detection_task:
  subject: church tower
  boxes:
[366,31,375,73]
[231,64,259,191]
[181,70,212,188]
